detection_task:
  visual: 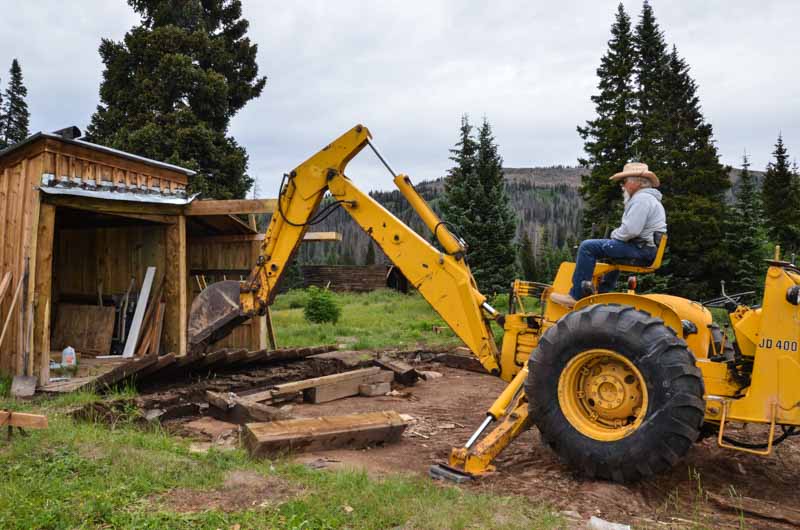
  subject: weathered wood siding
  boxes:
[55,226,167,297]
[0,152,44,376]
[301,265,389,292]
[188,238,265,350]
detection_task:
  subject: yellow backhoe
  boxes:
[188,125,800,482]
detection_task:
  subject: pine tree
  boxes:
[655,45,731,299]
[580,1,730,299]
[519,231,537,281]
[762,134,800,254]
[1,59,30,147]
[632,0,670,165]
[722,154,769,292]
[578,3,637,237]
[86,0,266,199]
[440,116,517,293]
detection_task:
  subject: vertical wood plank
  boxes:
[164,216,187,355]
[34,202,55,385]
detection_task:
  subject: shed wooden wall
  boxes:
[188,237,265,350]
[55,226,167,297]
[0,152,44,376]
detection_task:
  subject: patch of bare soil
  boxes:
[154,470,300,513]
[282,364,800,529]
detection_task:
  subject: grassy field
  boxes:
[271,289,463,349]
[0,288,562,530]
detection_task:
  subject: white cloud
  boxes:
[1,1,798,195]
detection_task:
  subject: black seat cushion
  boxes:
[604,256,653,266]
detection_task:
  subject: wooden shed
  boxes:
[0,128,276,384]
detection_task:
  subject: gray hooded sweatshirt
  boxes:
[610,188,667,247]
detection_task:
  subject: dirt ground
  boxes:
[168,362,800,529]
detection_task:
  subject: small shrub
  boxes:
[303,286,341,324]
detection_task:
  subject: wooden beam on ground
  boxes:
[0,410,48,429]
[305,370,393,404]
[270,367,381,397]
[136,352,176,379]
[185,199,277,216]
[437,349,487,374]
[374,357,420,386]
[94,354,159,388]
[206,391,291,424]
[244,411,408,457]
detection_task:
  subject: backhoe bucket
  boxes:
[188,280,250,354]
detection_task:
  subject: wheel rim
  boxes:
[557,348,649,441]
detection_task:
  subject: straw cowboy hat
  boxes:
[609,162,660,187]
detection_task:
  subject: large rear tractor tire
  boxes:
[527,304,705,482]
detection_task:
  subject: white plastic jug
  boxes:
[62,346,77,367]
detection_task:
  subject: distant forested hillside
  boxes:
[289,165,757,268]
[295,166,585,266]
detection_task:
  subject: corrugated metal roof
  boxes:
[0,132,196,176]
[39,174,197,205]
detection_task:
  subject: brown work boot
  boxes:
[550,292,577,308]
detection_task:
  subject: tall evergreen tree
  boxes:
[581,1,730,299]
[656,45,731,299]
[632,0,669,165]
[762,134,800,255]
[722,154,769,292]
[86,0,266,199]
[578,3,637,237]
[519,231,537,281]
[440,116,517,293]
[1,59,30,147]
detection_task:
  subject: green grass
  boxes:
[0,288,562,528]
[0,402,561,529]
[271,289,461,350]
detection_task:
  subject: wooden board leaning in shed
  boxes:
[244,411,408,457]
[51,304,116,356]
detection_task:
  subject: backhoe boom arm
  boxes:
[194,125,502,375]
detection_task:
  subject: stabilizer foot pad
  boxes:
[428,463,474,483]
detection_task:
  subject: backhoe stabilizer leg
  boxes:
[431,368,532,481]
[445,399,532,477]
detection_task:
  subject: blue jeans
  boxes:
[569,239,656,300]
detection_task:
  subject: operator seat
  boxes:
[597,232,668,275]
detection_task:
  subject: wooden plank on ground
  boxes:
[374,357,419,386]
[244,411,408,457]
[122,266,156,358]
[271,367,380,397]
[51,304,116,355]
[304,370,394,404]
[438,350,487,374]
[136,352,176,379]
[94,354,158,387]
[0,410,48,429]
[206,390,292,424]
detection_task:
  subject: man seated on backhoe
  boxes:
[550,162,666,308]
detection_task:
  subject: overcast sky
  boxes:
[1,1,798,194]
